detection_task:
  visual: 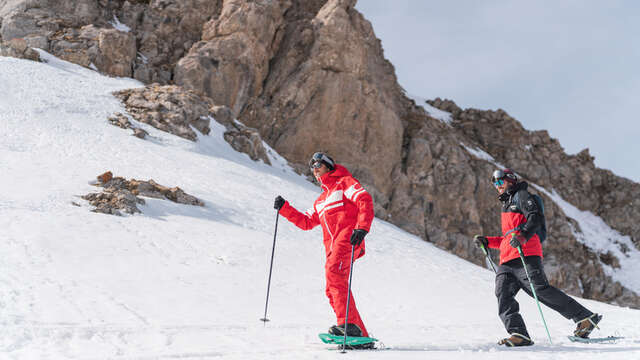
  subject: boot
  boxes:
[328,323,363,337]
[574,313,602,338]
[498,333,534,347]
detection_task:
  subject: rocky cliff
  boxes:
[2,0,638,308]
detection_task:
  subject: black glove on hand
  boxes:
[350,229,367,246]
[274,195,285,210]
[473,235,488,249]
[509,233,527,249]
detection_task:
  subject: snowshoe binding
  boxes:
[574,313,602,338]
[498,333,534,347]
[326,324,375,349]
[328,323,363,337]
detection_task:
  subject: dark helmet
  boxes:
[309,152,335,171]
[491,168,518,185]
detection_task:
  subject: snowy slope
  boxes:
[0,54,639,359]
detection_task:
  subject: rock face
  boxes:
[0,37,40,61]
[4,0,640,308]
[0,0,221,80]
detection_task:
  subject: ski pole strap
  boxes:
[505,228,518,238]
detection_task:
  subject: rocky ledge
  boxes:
[82,171,204,216]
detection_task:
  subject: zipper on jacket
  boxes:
[323,210,336,251]
[319,182,337,251]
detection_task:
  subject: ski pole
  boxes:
[516,242,552,344]
[260,210,280,324]
[480,244,497,274]
[341,245,356,353]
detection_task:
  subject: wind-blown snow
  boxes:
[109,16,131,33]
[460,143,506,169]
[0,54,638,359]
[531,185,640,294]
[408,93,453,124]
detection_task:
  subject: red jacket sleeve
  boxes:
[343,178,375,232]
[487,236,502,249]
[278,201,320,230]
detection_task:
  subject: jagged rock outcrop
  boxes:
[114,85,212,141]
[4,0,640,308]
[108,112,148,139]
[0,0,221,80]
[0,37,40,61]
[113,85,271,164]
[83,171,204,215]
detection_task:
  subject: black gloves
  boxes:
[274,195,285,210]
[473,235,488,249]
[350,229,367,246]
[510,233,527,248]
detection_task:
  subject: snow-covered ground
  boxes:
[0,54,639,359]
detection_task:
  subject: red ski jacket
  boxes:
[278,164,375,264]
[487,182,543,264]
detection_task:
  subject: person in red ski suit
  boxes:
[474,169,601,347]
[274,152,374,339]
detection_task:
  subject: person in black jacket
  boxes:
[474,169,601,347]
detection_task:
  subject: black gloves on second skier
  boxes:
[274,195,285,210]
[350,229,367,246]
[473,235,488,249]
[509,233,527,248]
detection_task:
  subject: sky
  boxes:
[356,1,640,183]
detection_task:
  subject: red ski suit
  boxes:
[278,164,374,336]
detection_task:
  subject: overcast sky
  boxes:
[356,1,639,182]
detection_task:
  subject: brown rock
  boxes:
[113,85,213,141]
[83,173,205,215]
[95,28,136,77]
[96,171,113,184]
[0,38,41,61]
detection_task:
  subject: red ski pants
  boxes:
[325,258,368,337]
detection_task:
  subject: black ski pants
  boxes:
[495,256,592,337]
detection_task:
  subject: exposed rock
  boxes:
[113,85,213,141]
[96,171,113,184]
[107,112,148,139]
[175,0,289,114]
[48,24,136,77]
[83,189,144,216]
[0,37,40,61]
[1,0,220,80]
[223,120,271,164]
[113,85,270,164]
[83,172,205,215]
[128,179,204,207]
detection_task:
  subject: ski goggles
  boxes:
[493,179,505,187]
[309,152,334,169]
[491,169,505,183]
